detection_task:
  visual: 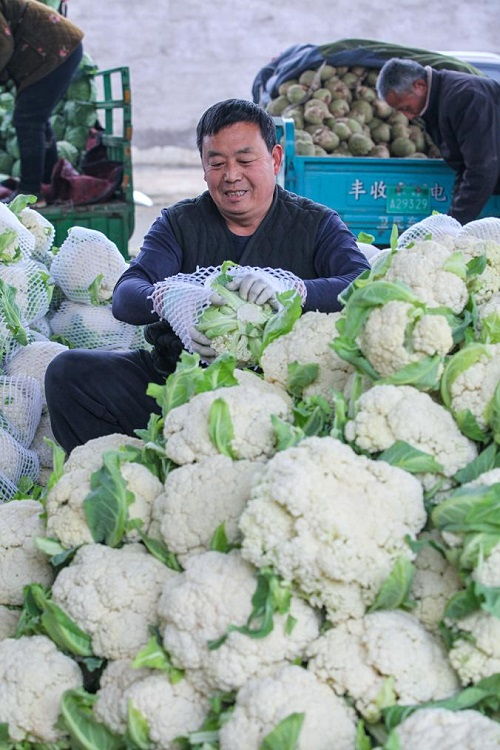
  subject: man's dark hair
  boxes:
[376,58,428,99]
[196,98,277,154]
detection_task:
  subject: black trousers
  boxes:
[13,42,83,195]
[45,348,167,455]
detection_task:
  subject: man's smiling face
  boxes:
[201,121,283,234]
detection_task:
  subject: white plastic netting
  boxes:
[5,341,68,406]
[0,471,18,503]
[0,322,37,369]
[0,428,39,485]
[18,207,55,262]
[150,264,307,351]
[50,226,128,305]
[49,300,137,350]
[397,214,462,249]
[0,259,53,325]
[0,375,43,447]
[31,411,55,469]
[458,217,500,242]
[0,203,36,263]
[29,316,52,339]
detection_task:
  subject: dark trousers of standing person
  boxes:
[13,41,83,197]
[45,348,168,455]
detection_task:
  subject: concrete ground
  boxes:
[128,148,205,257]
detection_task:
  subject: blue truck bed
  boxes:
[277,118,500,245]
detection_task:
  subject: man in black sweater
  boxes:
[46,98,369,454]
[376,57,500,225]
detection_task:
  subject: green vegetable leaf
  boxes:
[83,451,135,547]
[390,223,399,252]
[0,279,28,345]
[147,352,238,415]
[330,336,379,380]
[0,228,20,264]
[292,395,334,437]
[44,439,66,493]
[138,531,183,572]
[35,537,78,568]
[440,343,490,409]
[260,713,304,750]
[466,255,487,278]
[260,289,302,352]
[368,558,415,613]
[330,390,348,442]
[355,721,373,750]
[208,397,237,459]
[431,483,500,536]
[286,361,319,398]
[126,702,151,750]
[442,251,467,280]
[87,274,104,306]
[380,354,443,391]
[455,408,489,443]
[16,584,93,657]
[58,689,123,750]
[272,414,305,451]
[486,381,500,444]
[358,231,375,244]
[453,443,498,484]
[378,440,444,474]
[383,674,500,732]
[7,193,37,216]
[132,632,184,684]
[444,584,482,620]
[210,522,239,553]
[383,730,402,750]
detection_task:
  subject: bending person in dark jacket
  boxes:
[376,57,500,225]
[0,0,84,202]
[45,98,369,454]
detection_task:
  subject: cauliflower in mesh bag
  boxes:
[0,429,39,486]
[397,214,461,249]
[150,261,304,366]
[50,226,128,304]
[0,202,36,264]
[5,340,68,405]
[0,374,43,447]
[18,207,55,262]
[49,301,136,350]
[0,258,53,325]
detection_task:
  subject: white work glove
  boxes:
[225,272,279,309]
[189,325,217,361]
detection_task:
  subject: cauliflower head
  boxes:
[51,543,177,659]
[344,384,477,485]
[0,429,39,485]
[46,434,163,549]
[153,455,264,560]
[358,301,453,378]
[19,207,55,261]
[307,610,459,721]
[385,240,468,313]
[410,532,462,633]
[0,499,54,605]
[393,707,500,749]
[95,660,208,748]
[158,550,320,695]
[219,664,357,750]
[260,311,354,400]
[163,371,292,464]
[455,235,500,305]
[0,373,43,447]
[240,437,426,622]
[0,635,82,742]
[448,610,500,685]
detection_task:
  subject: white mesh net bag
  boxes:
[31,411,55,469]
[0,259,53,325]
[49,301,136,350]
[150,264,306,357]
[0,428,39,485]
[458,217,500,243]
[0,471,18,502]
[29,315,52,339]
[397,214,462,249]
[0,202,36,263]
[0,375,43,447]
[50,226,128,305]
[5,340,68,406]
[18,206,55,262]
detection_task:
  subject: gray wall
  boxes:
[68,0,499,149]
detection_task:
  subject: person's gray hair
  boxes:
[376,58,427,99]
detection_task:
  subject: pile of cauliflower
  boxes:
[0,196,149,499]
[0,212,500,750]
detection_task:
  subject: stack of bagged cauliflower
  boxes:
[0,195,148,499]
[0,213,500,750]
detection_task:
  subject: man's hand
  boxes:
[189,326,217,361]
[226,273,278,308]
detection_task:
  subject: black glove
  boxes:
[144,320,183,376]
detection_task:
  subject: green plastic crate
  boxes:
[39,66,134,258]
